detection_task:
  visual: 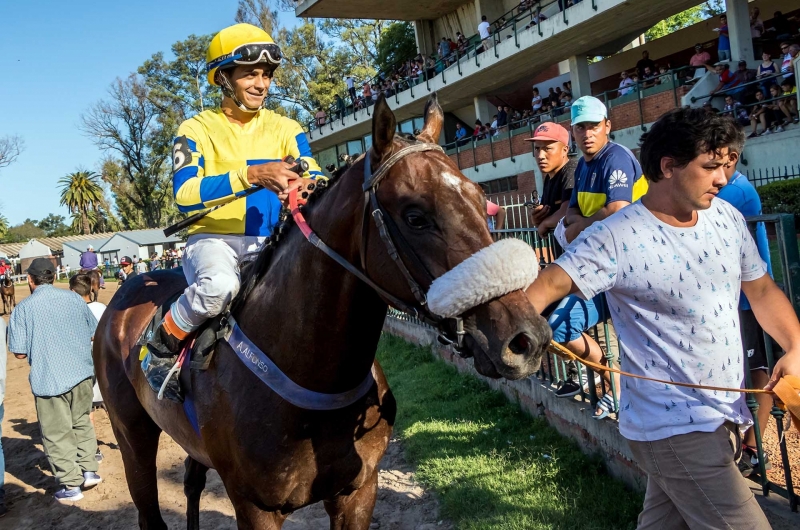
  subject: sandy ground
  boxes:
[1,281,451,529]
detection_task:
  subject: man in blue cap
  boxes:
[547,96,648,418]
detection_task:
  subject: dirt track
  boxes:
[1,282,450,529]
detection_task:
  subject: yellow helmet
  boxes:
[206,23,282,86]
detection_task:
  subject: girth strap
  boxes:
[224,316,377,410]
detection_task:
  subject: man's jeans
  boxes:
[628,425,770,529]
[35,378,98,488]
[0,403,5,505]
[718,49,731,61]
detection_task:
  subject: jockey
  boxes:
[79,245,105,288]
[142,23,324,401]
[0,261,10,280]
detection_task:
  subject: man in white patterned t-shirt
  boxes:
[526,108,800,528]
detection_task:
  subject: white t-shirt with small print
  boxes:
[555,199,767,442]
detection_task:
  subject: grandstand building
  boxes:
[296,0,800,198]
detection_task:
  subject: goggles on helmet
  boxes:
[208,42,283,72]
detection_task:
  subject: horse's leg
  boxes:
[227,493,286,530]
[323,468,379,530]
[105,387,168,529]
[184,456,209,530]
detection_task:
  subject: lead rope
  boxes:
[549,340,800,432]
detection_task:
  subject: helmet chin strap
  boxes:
[217,71,262,114]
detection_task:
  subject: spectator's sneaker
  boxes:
[747,132,760,138]
[82,471,103,489]
[555,378,582,398]
[761,129,772,136]
[776,125,785,133]
[739,446,772,477]
[95,448,104,463]
[54,487,84,503]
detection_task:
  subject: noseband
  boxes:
[290,141,466,351]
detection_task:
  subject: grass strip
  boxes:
[376,334,643,530]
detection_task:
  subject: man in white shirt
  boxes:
[526,108,800,528]
[345,75,356,105]
[478,15,492,51]
[618,71,635,96]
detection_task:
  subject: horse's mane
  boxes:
[230,134,420,314]
[230,163,350,314]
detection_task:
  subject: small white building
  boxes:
[62,237,112,272]
[97,229,185,264]
[18,239,52,260]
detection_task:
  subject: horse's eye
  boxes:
[405,212,430,230]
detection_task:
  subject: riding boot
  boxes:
[142,310,189,402]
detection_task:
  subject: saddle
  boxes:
[136,260,261,373]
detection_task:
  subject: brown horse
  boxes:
[94,94,551,530]
[80,268,102,301]
[0,274,14,314]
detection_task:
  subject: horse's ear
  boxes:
[416,93,444,145]
[371,95,396,164]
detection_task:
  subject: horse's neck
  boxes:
[234,174,388,393]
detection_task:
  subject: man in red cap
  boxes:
[525,122,576,241]
[117,256,137,285]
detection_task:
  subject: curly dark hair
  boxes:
[639,108,743,183]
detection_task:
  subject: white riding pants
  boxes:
[171,234,266,333]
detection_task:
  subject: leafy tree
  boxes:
[645,2,726,42]
[5,219,45,243]
[376,22,417,74]
[0,214,9,239]
[59,170,104,235]
[236,0,381,122]
[82,75,177,229]
[0,135,24,170]
[37,214,71,237]
[138,34,220,122]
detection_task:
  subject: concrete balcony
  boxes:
[306,0,701,152]
[295,0,474,21]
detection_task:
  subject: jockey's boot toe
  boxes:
[141,353,183,403]
[141,319,187,402]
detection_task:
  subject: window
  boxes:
[347,139,363,157]
[399,120,414,135]
[363,134,373,151]
[316,147,338,177]
[479,176,518,195]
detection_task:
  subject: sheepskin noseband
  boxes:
[427,239,539,318]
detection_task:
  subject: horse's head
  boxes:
[360,95,551,380]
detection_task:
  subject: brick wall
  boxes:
[451,87,690,176]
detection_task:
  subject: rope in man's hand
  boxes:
[547,340,800,431]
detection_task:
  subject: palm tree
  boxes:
[59,170,104,235]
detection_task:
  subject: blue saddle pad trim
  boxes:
[181,345,202,437]
[225,318,376,410]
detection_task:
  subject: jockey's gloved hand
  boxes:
[285,178,318,206]
[246,161,300,199]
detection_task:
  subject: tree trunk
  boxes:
[81,208,90,235]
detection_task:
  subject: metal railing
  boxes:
[306,0,573,135]
[690,71,787,104]
[747,165,800,188]
[385,203,800,510]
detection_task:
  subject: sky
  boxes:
[0,0,300,226]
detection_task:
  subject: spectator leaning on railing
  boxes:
[618,71,635,97]
[525,107,800,530]
[478,15,492,52]
[525,122,576,242]
[549,96,648,415]
[689,43,712,80]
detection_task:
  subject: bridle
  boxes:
[289,140,466,351]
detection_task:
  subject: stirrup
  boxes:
[158,360,182,401]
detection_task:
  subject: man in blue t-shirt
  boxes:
[716,134,775,477]
[716,14,731,61]
[548,97,648,413]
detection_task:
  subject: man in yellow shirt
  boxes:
[142,23,323,401]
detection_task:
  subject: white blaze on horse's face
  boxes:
[441,171,465,194]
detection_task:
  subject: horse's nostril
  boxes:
[508,333,531,355]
